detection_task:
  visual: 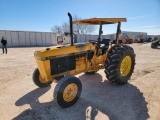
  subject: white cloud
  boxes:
[123,25,160,30]
[128,15,154,20]
[132,25,160,29]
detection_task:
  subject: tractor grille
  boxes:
[50,55,76,75]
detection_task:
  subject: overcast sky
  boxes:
[0,0,160,35]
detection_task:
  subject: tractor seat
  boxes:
[96,39,110,55]
[99,39,110,46]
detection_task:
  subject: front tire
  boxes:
[54,76,82,108]
[32,68,52,88]
[105,45,135,84]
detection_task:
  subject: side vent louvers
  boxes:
[50,56,76,75]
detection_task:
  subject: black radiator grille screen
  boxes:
[50,55,76,75]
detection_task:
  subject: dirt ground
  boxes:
[0,43,160,120]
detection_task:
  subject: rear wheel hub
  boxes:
[120,56,132,76]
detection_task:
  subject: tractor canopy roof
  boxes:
[72,18,127,25]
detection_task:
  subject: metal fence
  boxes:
[75,34,110,43]
[0,30,57,47]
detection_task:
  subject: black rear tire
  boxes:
[32,68,52,88]
[105,45,135,84]
[54,76,82,108]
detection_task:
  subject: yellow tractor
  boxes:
[33,13,136,108]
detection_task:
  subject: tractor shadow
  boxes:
[152,47,160,49]
[15,86,52,110]
[14,73,149,120]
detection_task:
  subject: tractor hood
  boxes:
[34,43,95,61]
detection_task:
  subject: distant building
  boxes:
[1,30,159,47]
[107,31,148,42]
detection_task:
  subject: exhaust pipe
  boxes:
[68,12,74,46]
[116,22,121,44]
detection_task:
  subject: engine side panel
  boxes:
[50,55,76,75]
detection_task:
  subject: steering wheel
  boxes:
[89,40,98,43]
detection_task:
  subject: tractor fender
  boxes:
[106,44,119,58]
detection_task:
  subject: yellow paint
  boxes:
[63,83,78,102]
[120,56,132,76]
[34,42,118,82]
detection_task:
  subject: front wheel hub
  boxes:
[63,83,78,102]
